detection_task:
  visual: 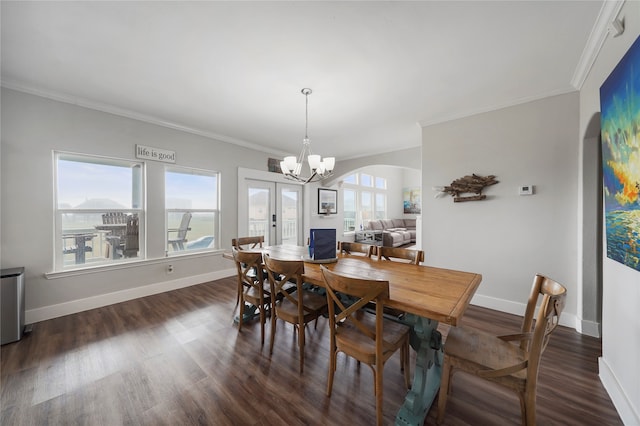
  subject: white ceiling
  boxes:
[1,1,606,161]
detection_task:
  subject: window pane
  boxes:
[361,191,374,223]
[168,211,217,250]
[375,177,386,189]
[248,187,270,240]
[281,188,299,245]
[343,189,356,232]
[343,174,357,184]
[375,193,386,219]
[57,159,140,209]
[166,170,217,209]
[360,173,373,187]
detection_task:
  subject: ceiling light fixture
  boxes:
[280,88,335,184]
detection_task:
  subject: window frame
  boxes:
[54,151,145,271]
[165,165,220,255]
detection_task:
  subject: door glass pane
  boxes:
[280,187,299,245]
[248,187,270,242]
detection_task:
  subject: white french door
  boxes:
[246,179,302,246]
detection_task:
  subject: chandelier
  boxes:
[280,88,335,183]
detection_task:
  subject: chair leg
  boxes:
[298,320,305,373]
[326,347,336,397]
[375,362,383,426]
[269,312,277,356]
[437,357,452,424]
[523,390,535,426]
[259,305,265,346]
[238,300,245,332]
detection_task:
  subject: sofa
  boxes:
[365,218,417,247]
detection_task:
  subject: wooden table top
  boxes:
[225,245,482,326]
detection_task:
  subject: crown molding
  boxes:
[570,0,625,90]
[1,79,289,158]
[418,87,577,128]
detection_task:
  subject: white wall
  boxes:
[579,1,640,423]
[0,88,272,322]
[421,93,580,325]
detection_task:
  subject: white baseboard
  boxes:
[470,293,578,331]
[25,268,236,324]
[578,319,601,338]
[599,356,640,425]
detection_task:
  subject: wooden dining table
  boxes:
[225,245,482,426]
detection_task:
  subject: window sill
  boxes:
[45,249,225,279]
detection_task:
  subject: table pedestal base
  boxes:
[396,314,443,426]
[233,304,258,325]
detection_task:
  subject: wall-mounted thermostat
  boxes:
[519,185,534,195]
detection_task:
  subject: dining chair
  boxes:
[167,212,192,251]
[375,245,425,318]
[263,253,328,373]
[337,241,375,257]
[321,266,411,426]
[437,274,567,426]
[231,247,272,346]
[231,235,266,310]
[377,246,424,265]
[232,236,265,250]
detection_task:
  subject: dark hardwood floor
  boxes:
[1,277,622,425]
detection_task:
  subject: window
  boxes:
[342,172,387,232]
[343,189,356,232]
[165,167,219,254]
[54,152,144,270]
[360,173,373,187]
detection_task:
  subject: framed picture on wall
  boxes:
[318,188,337,215]
[403,187,421,214]
[599,35,640,272]
[267,158,281,173]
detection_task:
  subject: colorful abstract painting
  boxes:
[600,35,640,272]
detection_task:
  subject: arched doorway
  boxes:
[580,113,603,337]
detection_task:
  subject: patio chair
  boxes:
[168,212,192,251]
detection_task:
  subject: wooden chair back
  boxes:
[263,253,327,373]
[321,266,410,425]
[232,236,265,250]
[337,241,375,257]
[123,214,139,258]
[437,274,567,426]
[232,247,270,345]
[377,246,424,265]
[521,274,567,370]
